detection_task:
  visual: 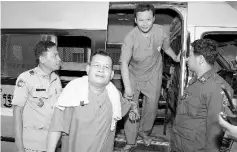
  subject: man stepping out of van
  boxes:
[12,41,62,152]
[172,39,233,152]
[119,3,181,151]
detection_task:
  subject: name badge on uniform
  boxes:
[36,88,46,91]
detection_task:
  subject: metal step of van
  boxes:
[114,132,171,152]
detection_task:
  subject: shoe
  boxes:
[139,132,153,146]
[120,144,137,152]
[143,136,152,146]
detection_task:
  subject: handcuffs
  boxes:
[128,100,140,123]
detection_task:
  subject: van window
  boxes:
[57,36,91,82]
[1,34,41,78]
[58,36,91,63]
[1,34,92,79]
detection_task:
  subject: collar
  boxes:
[188,76,198,86]
[34,66,49,76]
[34,66,58,82]
[197,68,217,83]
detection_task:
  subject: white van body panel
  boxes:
[1,1,109,30]
[194,26,237,40]
[188,2,237,28]
[187,2,237,42]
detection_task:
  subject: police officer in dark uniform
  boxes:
[171,39,233,152]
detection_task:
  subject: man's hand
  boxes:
[175,50,182,62]
[128,102,140,123]
[219,112,230,129]
[219,112,237,140]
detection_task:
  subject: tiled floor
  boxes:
[114,117,173,152]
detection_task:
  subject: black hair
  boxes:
[191,39,218,65]
[34,41,57,64]
[90,49,113,68]
[134,3,155,18]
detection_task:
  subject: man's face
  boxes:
[135,10,155,33]
[41,46,61,71]
[187,47,199,72]
[86,54,114,87]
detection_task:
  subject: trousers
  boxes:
[124,66,163,144]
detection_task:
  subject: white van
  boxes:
[1,1,237,151]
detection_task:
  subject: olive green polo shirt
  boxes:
[120,24,170,81]
[50,89,131,152]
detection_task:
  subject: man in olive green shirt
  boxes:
[172,39,233,152]
[47,50,139,152]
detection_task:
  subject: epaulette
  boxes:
[212,73,222,84]
[29,70,35,75]
[198,69,217,84]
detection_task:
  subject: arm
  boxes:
[162,28,180,62]
[205,84,233,151]
[119,92,131,117]
[164,47,180,62]
[120,61,132,98]
[13,106,25,152]
[219,113,237,141]
[11,76,29,152]
[47,107,73,152]
[47,132,61,152]
[120,35,134,99]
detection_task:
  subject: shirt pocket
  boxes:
[30,87,49,102]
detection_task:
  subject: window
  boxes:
[1,34,41,78]
[57,36,91,63]
[58,47,86,63]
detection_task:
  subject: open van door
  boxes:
[106,1,188,113]
[169,3,189,99]
[1,2,109,151]
[106,2,188,149]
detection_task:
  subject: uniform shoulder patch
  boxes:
[17,79,26,88]
[29,70,35,75]
[220,90,230,107]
